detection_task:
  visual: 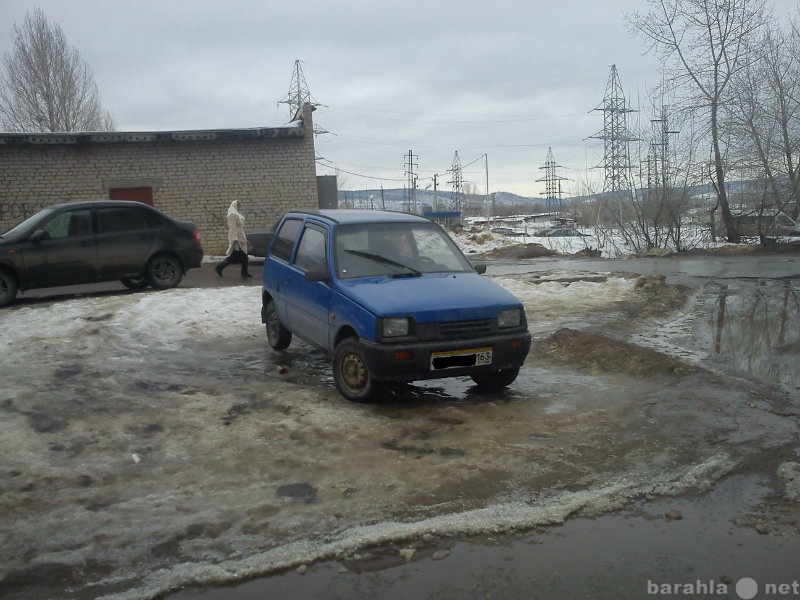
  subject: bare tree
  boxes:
[764,15,800,220]
[0,8,115,132]
[726,11,800,226]
[628,0,769,243]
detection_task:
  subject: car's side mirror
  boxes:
[305,267,329,282]
[473,263,487,274]
[30,229,50,243]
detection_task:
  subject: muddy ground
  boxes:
[0,269,798,600]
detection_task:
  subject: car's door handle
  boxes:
[80,240,95,246]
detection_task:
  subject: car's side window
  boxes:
[294,226,326,273]
[271,218,303,262]
[97,207,148,234]
[42,209,92,239]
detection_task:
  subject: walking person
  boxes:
[215,200,252,278]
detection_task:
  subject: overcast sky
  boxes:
[0,1,787,198]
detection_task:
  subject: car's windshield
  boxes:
[335,221,473,279]
[0,207,55,239]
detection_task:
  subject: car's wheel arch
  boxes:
[333,325,358,350]
[0,264,22,290]
[0,266,21,307]
[149,250,185,271]
[261,290,275,322]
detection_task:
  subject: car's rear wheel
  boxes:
[265,299,292,350]
[470,367,520,390]
[333,338,377,402]
[121,277,149,290]
[146,254,183,289]
[0,270,18,308]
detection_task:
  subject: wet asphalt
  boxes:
[13,258,264,305]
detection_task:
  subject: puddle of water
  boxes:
[168,474,800,600]
[694,280,800,390]
[633,279,800,392]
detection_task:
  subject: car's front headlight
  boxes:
[497,308,522,328]
[382,317,411,337]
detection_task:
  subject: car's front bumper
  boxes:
[359,330,531,382]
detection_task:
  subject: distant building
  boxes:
[722,210,800,238]
[0,104,320,253]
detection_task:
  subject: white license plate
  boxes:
[430,347,493,370]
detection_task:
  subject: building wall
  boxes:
[0,105,318,254]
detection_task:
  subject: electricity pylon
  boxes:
[536,147,568,215]
[279,60,328,134]
[446,151,464,211]
[590,64,638,195]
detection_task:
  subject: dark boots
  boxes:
[215,253,251,278]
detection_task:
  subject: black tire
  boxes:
[146,254,183,289]
[0,270,18,308]
[121,277,149,290]
[333,338,378,402]
[265,299,292,350]
[470,367,520,390]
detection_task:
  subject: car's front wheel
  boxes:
[0,270,19,308]
[470,367,520,390]
[333,338,378,402]
[265,299,292,350]
[146,254,183,289]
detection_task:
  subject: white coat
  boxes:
[225,200,249,256]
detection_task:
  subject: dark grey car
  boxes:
[0,200,204,307]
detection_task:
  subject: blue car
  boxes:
[261,210,531,401]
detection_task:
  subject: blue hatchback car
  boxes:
[261,210,531,401]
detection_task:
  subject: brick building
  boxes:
[0,104,321,254]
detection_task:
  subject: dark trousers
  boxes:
[217,249,250,275]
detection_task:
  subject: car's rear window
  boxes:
[271,218,303,262]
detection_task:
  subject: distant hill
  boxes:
[337,181,752,214]
[337,188,548,212]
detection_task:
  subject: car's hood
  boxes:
[336,272,523,321]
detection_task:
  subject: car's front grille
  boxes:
[417,319,495,341]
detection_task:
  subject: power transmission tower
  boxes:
[647,103,679,191]
[590,64,638,196]
[536,147,568,215]
[404,149,418,213]
[278,60,328,134]
[447,151,464,212]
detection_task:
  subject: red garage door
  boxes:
[109,187,153,206]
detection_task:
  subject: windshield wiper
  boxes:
[344,249,422,277]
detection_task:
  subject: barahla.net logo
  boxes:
[648,578,800,598]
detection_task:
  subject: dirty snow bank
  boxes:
[129,454,736,600]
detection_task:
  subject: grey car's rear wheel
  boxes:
[121,277,148,290]
[265,299,292,350]
[0,270,18,307]
[470,367,520,390]
[146,254,183,289]
[333,338,378,402]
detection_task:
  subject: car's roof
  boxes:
[292,209,433,225]
[45,200,157,211]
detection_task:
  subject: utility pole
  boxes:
[404,150,418,213]
[649,103,679,191]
